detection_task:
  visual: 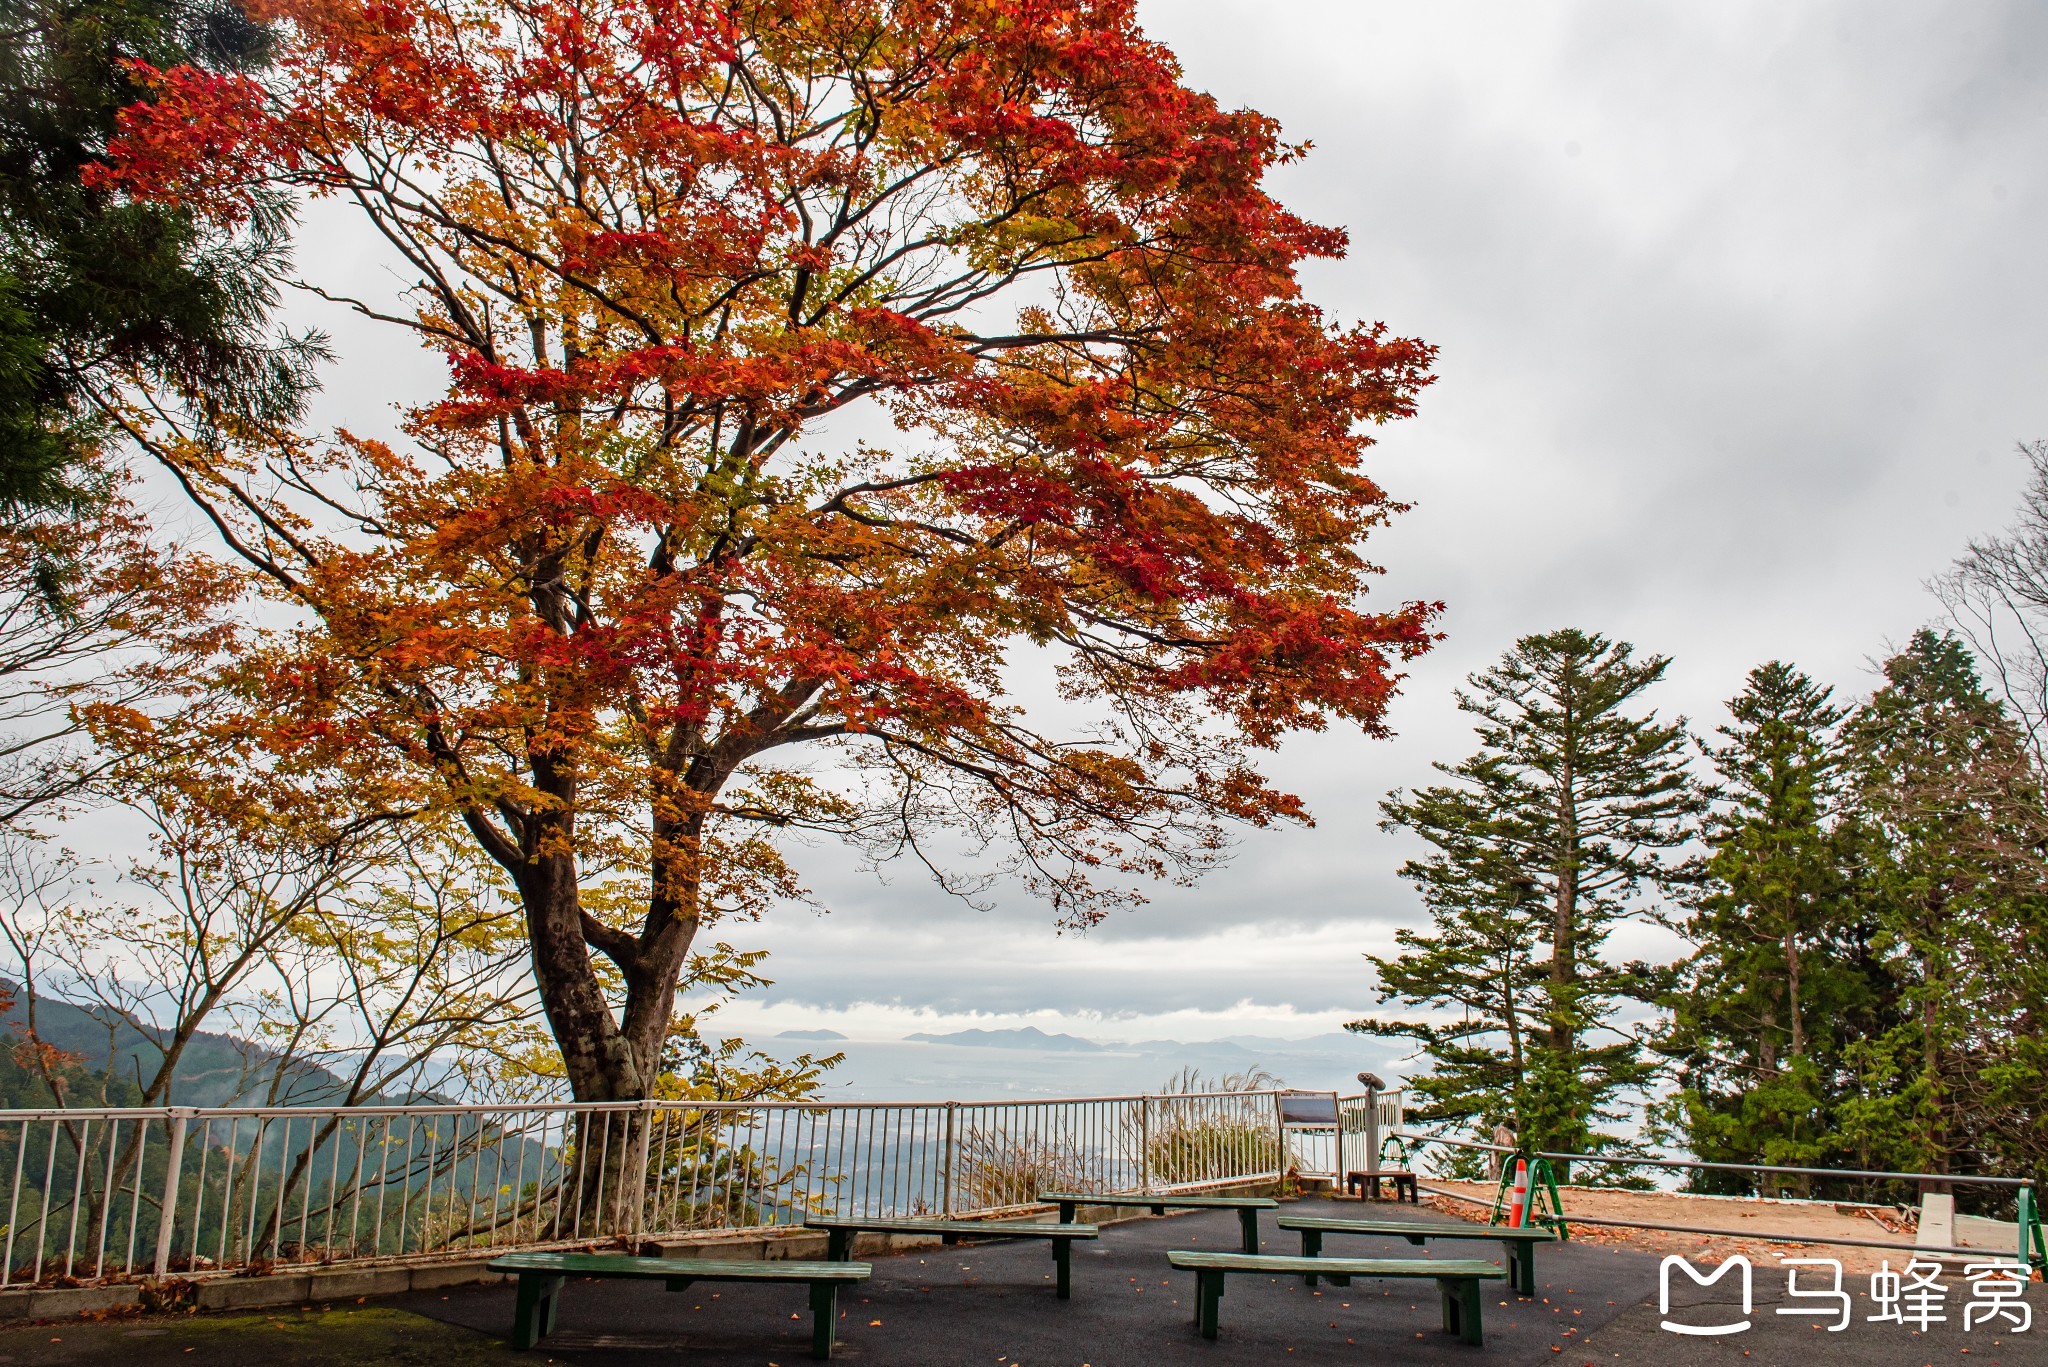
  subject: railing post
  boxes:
[1271,1090,1287,1180]
[940,1102,957,1218]
[151,1109,190,1278]
[1363,1092,1380,1178]
[1138,1095,1152,1192]
[623,1101,655,1240]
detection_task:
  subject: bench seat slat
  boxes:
[801,1218,1094,1300]
[487,1253,869,1360]
[1277,1216,1557,1241]
[1277,1214,1554,1295]
[1042,1192,1271,1253]
[803,1218,1095,1237]
[1170,1250,1498,1346]
[489,1253,870,1281]
[1167,1251,1501,1276]
[1039,1192,1277,1209]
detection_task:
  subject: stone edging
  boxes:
[0,1179,1290,1323]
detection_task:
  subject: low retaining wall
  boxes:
[0,1179,1288,1324]
[0,1252,502,1322]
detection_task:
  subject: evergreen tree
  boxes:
[1352,629,1703,1166]
[0,0,321,510]
[1841,629,2048,1184]
[1660,662,1887,1191]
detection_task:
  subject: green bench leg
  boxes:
[1238,1207,1259,1254]
[1195,1269,1223,1339]
[1299,1228,1322,1285]
[826,1229,852,1262]
[1151,1204,1166,1216]
[809,1280,839,1360]
[1437,1276,1483,1346]
[1053,1237,1072,1299]
[510,1273,563,1350]
[1059,1200,1078,1224]
[1505,1240,1535,1297]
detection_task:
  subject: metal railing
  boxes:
[1398,1132,2044,1270]
[1331,1091,1402,1177]
[0,1087,1395,1288]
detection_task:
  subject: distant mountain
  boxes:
[0,981,425,1108]
[904,1026,1103,1052]
[776,1028,848,1041]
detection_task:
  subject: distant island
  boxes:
[775,1028,849,1041]
[904,1026,1103,1052]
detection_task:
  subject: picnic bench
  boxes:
[1166,1250,1503,1346]
[803,1216,1098,1298]
[1278,1214,1559,1296]
[1344,1169,1419,1202]
[1039,1190,1279,1254]
[486,1251,869,1360]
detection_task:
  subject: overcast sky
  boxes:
[182,2,2048,1058]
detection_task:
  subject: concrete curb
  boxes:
[0,1255,510,1323]
[0,1183,1292,1323]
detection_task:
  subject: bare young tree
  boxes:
[47,788,394,1111]
[242,825,536,1110]
[1933,439,2048,769]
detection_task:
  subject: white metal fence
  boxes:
[0,1088,1399,1288]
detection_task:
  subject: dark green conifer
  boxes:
[1660,662,1884,1191]
[0,0,321,511]
[1840,629,2048,1184]
[1352,629,1703,1170]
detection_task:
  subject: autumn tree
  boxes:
[0,462,241,822]
[102,0,1439,1104]
[1355,630,1701,1165]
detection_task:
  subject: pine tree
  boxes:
[1841,629,2048,1184]
[0,0,322,510]
[1661,662,1886,1191]
[1353,629,1703,1166]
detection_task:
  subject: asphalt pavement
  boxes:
[1,1195,2040,1365]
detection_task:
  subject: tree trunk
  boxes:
[503,769,702,1236]
[1550,712,1579,1059]
[522,855,647,1100]
[1783,919,1804,1059]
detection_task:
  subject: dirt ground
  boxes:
[1419,1180,2031,1276]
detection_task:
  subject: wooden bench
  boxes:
[486,1251,869,1360]
[1344,1168,1418,1202]
[1039,1190,1279,1254]
[1166,1250,1502,1346]
[1278,1214,1559,1296]
[803,1217,1098,1298]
